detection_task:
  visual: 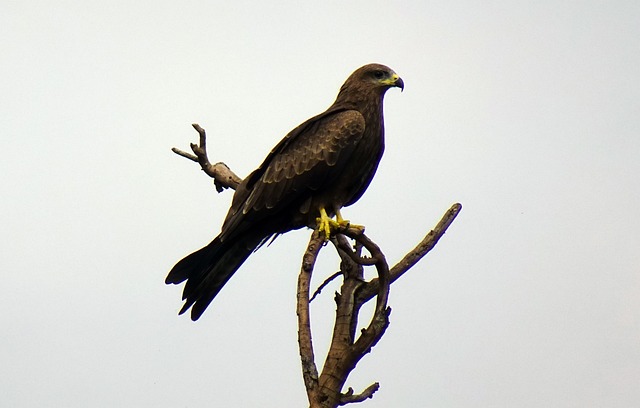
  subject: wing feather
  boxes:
[222,109,365,235]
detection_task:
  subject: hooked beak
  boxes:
[385,73,404,92]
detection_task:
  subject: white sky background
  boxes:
[1,1,639,406]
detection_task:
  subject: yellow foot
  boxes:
[316,216,340,239]
[316,207,365,239]
[335,208,364,231]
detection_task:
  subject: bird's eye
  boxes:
[373,70,385,79]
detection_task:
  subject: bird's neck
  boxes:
[334,88,385,117]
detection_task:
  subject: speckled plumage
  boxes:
[166,63,403,320]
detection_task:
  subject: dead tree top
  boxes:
[171,124,461,407]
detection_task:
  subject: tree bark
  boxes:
[172,124,462,407]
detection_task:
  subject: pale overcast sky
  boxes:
[2,1,639,407]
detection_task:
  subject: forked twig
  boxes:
[172,123,242,192]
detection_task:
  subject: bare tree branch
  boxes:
[389,202,462,276]
[339,383,380,405]
[297,230,325,406]
[295,228,392,408]
[333,232,377,266]
[344,231,391,358]
[172,124,242,192]
[171,147,199,161]
[172,125,461,407]
[294,205,460,407]
[310,271,342,302]
[356,203,462,304]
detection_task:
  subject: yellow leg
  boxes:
[316,207,365,239]
[316,207,338,239]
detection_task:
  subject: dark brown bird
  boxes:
[166,63,404,320]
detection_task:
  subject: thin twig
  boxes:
[172,123,242,192]
[171,147,198,161]
[310,271,343,302]
[339,383,380,405]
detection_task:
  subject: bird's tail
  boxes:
[165,232,266,321]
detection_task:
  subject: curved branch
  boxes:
[343,231,391,357]
[310,271,342,302]
[357,203,462,303]
[297,230,325,405]
[172,123,242,192]
[333,232,377,266]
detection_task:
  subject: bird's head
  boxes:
[336,63,404,105]
[363,63,404,92]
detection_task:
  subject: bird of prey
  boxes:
[166,63,404,320]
